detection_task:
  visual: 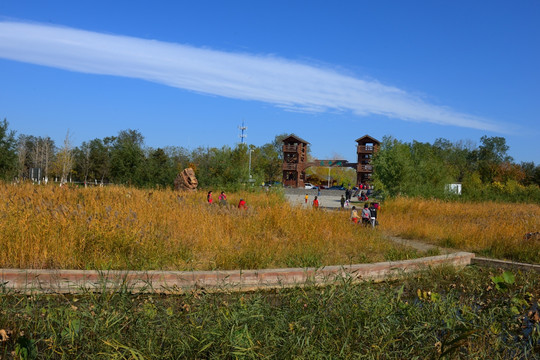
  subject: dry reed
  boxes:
[0,182,407,270]
[380,197,540,263]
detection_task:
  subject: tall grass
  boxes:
[1,266,538,358]
[0,182,410,270]
[381,197,540,263]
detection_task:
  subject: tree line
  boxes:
[1,119,539,201]
[372,135,540,202]
[0,119,286,189]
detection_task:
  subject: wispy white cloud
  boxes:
[0,21,504,132]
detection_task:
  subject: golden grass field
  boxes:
[1,183,410,270]
[380,197,540,264]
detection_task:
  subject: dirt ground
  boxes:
[283,188,360,209]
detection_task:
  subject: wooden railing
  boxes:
[283,145,298,153]
[357,164,373,172]
[357,145,376,153]
[282,163,297,171]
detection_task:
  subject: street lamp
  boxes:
[327,167,331,188]
[248,149,254,180]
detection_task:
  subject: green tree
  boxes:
[73,141,91,184]
[372,137,456,197]
[371,136,414,196]
[110,130,146,185]
[164,146,191,174]
[271,133,289,162]
[478,136,511,183]
[88,137,113,184]
[433,138,475,182]
[143,148,177,188]
[0,119,17,180]
[253,143,282,182]
[478,136,511,163]
[408,140,454,196]
[520,161,540,186]
[191,144,252,188]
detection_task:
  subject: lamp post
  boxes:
[327,167,331,188]
[248,149,254,180]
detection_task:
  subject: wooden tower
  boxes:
[355,135,380,185]
[282,134,309,188]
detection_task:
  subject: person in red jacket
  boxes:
[238,198,247,209]
[207,191,213,204]
[312,196,319,209]
[218,191,227,205]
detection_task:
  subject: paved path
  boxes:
[284,188,455,255]
[384,235,456,255]
[284,189,540,272]
[284,189,359,209]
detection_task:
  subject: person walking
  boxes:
[207,191,213,204]
[369,202,378,227]
[305,193,309,204]
[312,196,319,209]
[361,203,371,226]
[218,191,227,205]
[238,198,247,209]
[350,206,360,224]
[340,195,345,209]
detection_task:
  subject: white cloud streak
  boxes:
[0,21,504,132]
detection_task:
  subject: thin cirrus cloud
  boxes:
[0,21,504,132]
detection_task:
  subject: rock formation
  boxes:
[174,168,198,191]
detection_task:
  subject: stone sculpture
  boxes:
[174,168,198,191]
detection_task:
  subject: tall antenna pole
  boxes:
[239,120,247,144]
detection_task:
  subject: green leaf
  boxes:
[510,306,520,315]
[502,271,515,285]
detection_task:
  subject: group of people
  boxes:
[340,195,351,208]
[207,191,247,209]
[358,183,372,190]
[305,190,379,225]
[350,202,379,227]
[358,191,369,201]
[305,194,320,209]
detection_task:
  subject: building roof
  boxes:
[355,135,380,144]
[282,134,310,145]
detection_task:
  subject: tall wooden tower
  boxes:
[355,135,380,185]
[282,134,309,188]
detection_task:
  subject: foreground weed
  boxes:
[0,266,538,358]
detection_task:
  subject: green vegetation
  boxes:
[1,266,538,358]
[3,118,539,201]
[7,116,288,188]
[0,118,17,180]
[372,136,540,203]
[306,165,356,188]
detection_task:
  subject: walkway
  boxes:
[284,188,539,273]
[285,189,452,253]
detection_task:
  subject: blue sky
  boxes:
[0,1,538,163]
